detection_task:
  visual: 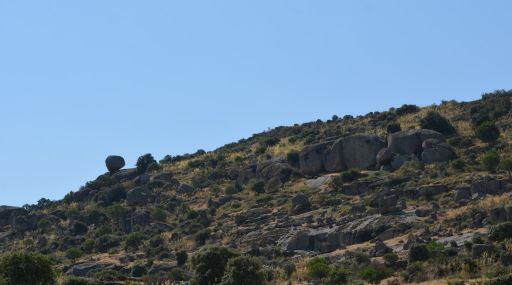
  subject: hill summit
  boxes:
[2,90,512,284]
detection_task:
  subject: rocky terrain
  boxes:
[2,90,512,285]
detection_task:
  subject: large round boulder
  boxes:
[291,193,311,214]
[105,155,126,173]
[126,186,151,206]
[388,129,445,155]
[342,135,385,169]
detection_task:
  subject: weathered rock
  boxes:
[291,193,311,214]
[388,129,445,155]
[421,140,455,163]
[453,184,472,203]
[131,209,150,227]
[489,206,508,224]
[0,206,27,227]
[472,244,494,259]
[265,176,283,193]
[66,262,102,277]
[373,240,392,257]
[340,180,371,195]
[379,195,398,214]
[299,141,332,175]
[323,139,345,172]
[177,183,194,194]
[471,177,503,196]
[415,208,432,217]
[105,155,125,173]
[342,135,385,169]
[390,154,420,171]
[126,186,151,206]
[376,148,394,165]
[235,208,271,225]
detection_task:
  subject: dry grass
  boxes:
[445,193,511,220]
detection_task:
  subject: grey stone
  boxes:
[415,208,432,217]
[299,141,332,175]
[126,186,151,206]
[105,155,125,173]
[342,135,385,169]
[376,148,394,165]
[66,262,102,277]
[454,184,472,203]
[388,129,445,155]
[291,193,311,214]
[379,195,398,214]
[0,206,27,227]
[471,178,503,196]
[489,206,508,224]
[265,176,283,193]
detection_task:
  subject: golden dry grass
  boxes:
[445,193,511,220]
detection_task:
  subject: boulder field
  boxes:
[299,129,455,176]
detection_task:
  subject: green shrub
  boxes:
[0,252,55,285]
[131,264,147,278]
[499,157,512,178]
[125,232,145,250]
[191,246,239,285]
[176,250,188,266]
[37,218,52,232]
[95,235,121,253]
[476,121,500,143]
[249,179,265,194]
[489,222,512,242]
[386,122,401,134]
[485,273,512,285]
[64,277,101,285]
[82,239,95,254]
[408,243,430,262]
[195,229,210,245]
[396,104,420,116]
[225,184,238,195]
[220,256,265,285]
[383,252,399,266]
[326,268,349,284]
[450,158,466,170]
[419,111,456,135]
[481,151,500,172]
[360,263,393,285]
[136,153,158,174]
[470,90,512,125]
[307,257,330,279]
[88,269,126,281]
[151,208,167,222]
[65,247,83,262]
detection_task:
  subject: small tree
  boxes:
[420,111,456,136]
[191,246,239,285]
[176,250,188,267]
[136,153,158,174]
[408,243,430,262]
[481,151,500,173]
[326,268,349,284]
[499,157,512,179]
[81,239,95,254]
[475,121,500,143]
[307,257,330,280]
[220,256,265,285]
[0,252,55,285]
[125,232,145,251]
[360,263,393,285]
[65,247,83,263]
[489,222,512,242]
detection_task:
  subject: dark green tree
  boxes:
[475,121,500,143]
[191,247,239,285]
[481,151,500,172]
[360,263,393,285]
[419,111,456,135]
[220,256,265,285]
[136,153,158,174]
[0,252,55,285]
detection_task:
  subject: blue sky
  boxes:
[1,1,511,206]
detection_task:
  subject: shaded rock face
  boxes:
[66,262,104,277]
[299,135,384,175]
[281,214,416,253]
[343,135,386,169]
[291,193,311,214]
[105,155,125,173]
[126,186,152,206]
[0,206,27,227]
[376,148,394,165]
[379,195,398,214]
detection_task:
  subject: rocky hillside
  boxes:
[2,90,512,285]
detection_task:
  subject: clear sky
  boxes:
[1,1,511,206]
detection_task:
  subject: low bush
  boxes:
[476,121,500,143]
[419,111,456,135]
[307,257,330,279]
[489,222,512,242]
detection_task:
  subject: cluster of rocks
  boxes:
[298,129,456,176]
